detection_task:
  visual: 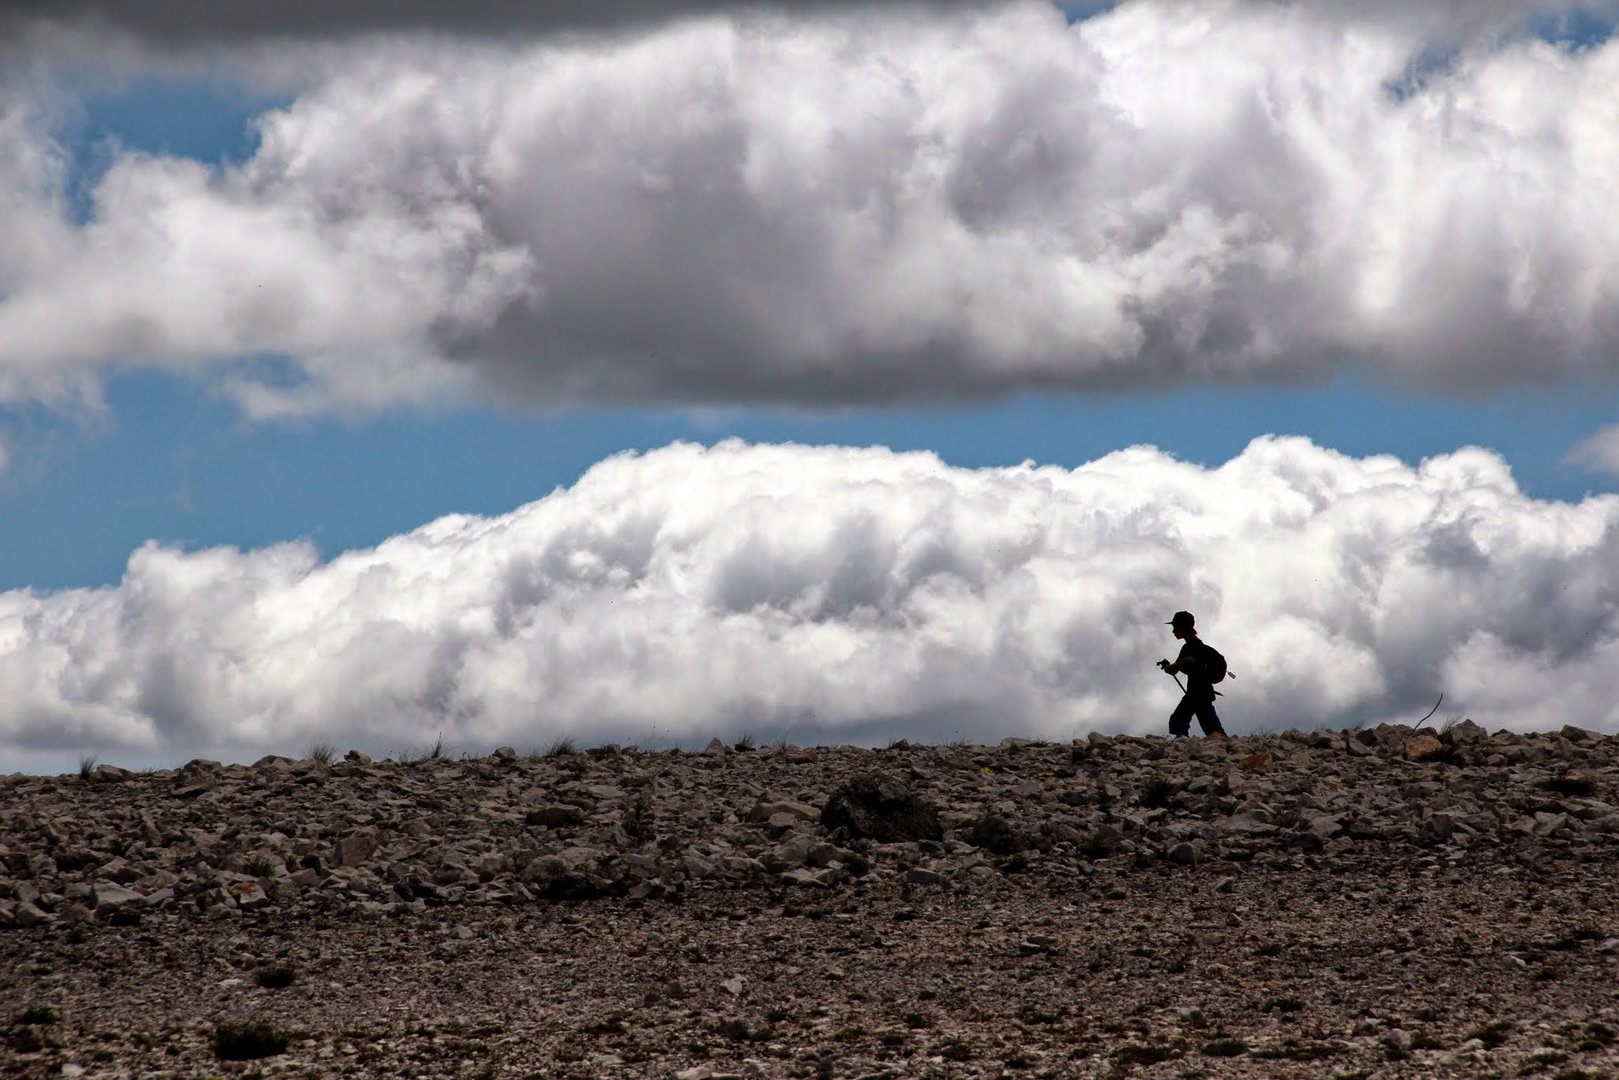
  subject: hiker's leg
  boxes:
[1168,695,1195,737]
[1195,697,1226,737]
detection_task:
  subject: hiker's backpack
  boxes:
[1199,641,1228,684]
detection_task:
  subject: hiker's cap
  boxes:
[1167,611,1195,628]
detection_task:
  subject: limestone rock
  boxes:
[1404,734,1445,761]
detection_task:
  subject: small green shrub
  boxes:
[254,966,297,990]
[717,1019,773,1042]
[1113,1043,1179,1066]
[1078,830,1119,860]
[214,1020,291,1060]
[1468,1020,1514,1049]
[1540,776,1595,798]
[1140,778,1178,809]
[1576,1021,1615,1050]
[1202,1038,1247,1057]
[1251,1040,1343,1061]
[1260,996,1305,1014]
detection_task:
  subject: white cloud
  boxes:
[2,1,1619,415]
[3,436,1616,768]
[1568,424,1619,476]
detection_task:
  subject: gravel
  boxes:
[4,722,1618,1077]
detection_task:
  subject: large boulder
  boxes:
[819,772,942,843]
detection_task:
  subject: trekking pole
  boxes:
[1162,665,1221,698]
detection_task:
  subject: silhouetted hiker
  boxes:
[1157,611,1228,739]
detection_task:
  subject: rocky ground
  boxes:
[4,721,1619,1078]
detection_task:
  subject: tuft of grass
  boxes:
[543,736,579,758]
[77,754,99,780]
[733,733,756,752]
[241,855,279,879]
[214,1020,292,1060]
[621,792,656,842]
[303,742,337,766]
[399,733,454,764]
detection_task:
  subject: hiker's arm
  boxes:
[1159,642,1195,675]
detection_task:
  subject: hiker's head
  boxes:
[1167,611,1195,639]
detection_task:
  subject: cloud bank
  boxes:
[3,436,1616,770]
[2,1,1619,415]
[1,0,967,45]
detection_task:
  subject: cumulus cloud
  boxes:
[2,436,1616,769]
[1,1,1619,415]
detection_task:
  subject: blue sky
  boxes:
[3,0,1619,768]
[5,367,1618,594]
